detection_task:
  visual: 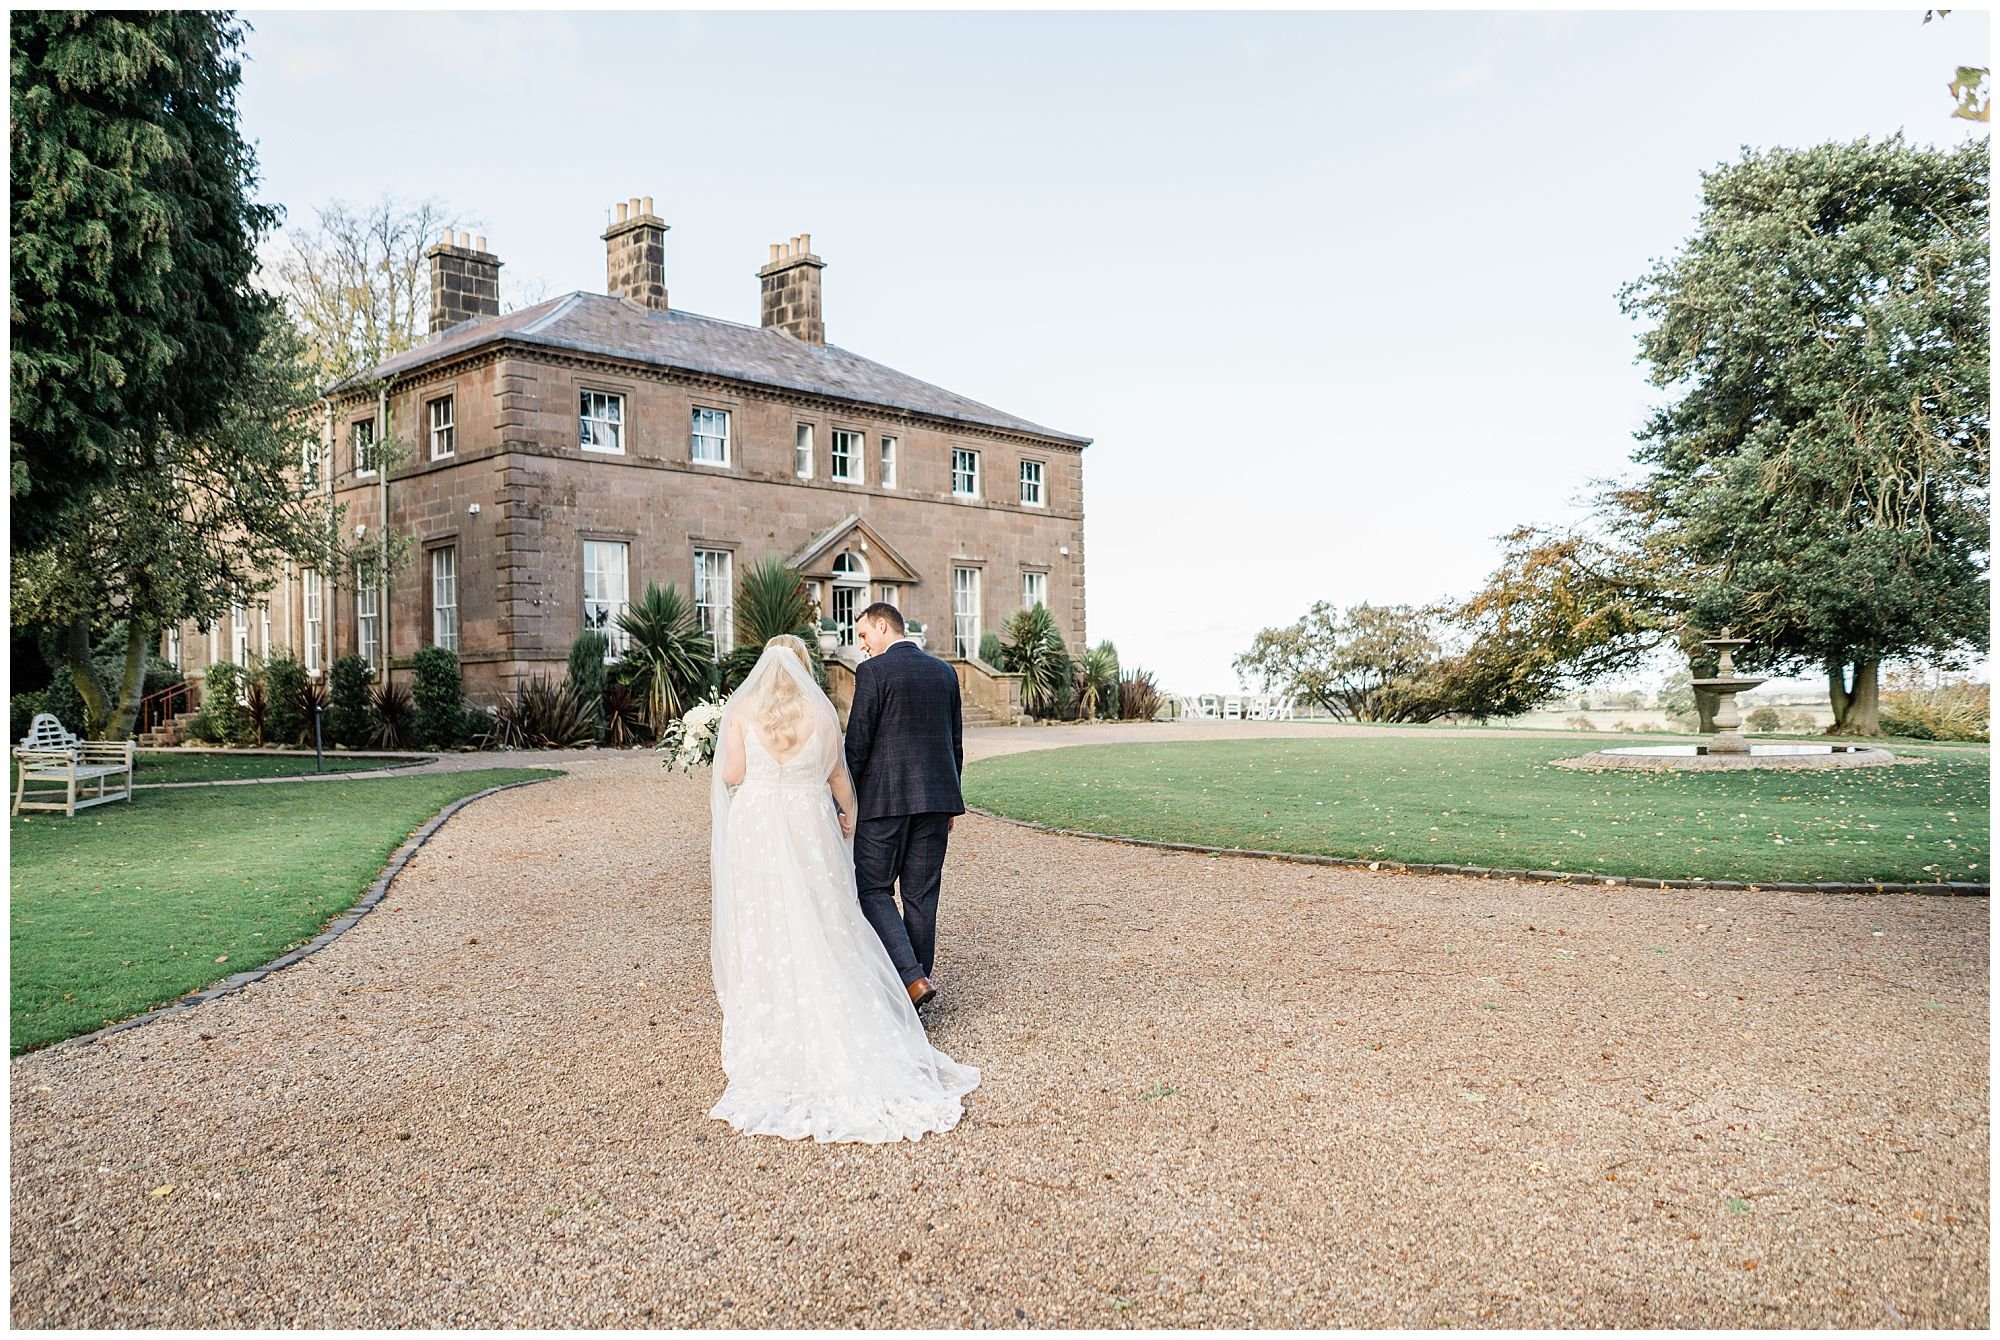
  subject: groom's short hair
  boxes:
[859,601,904,634]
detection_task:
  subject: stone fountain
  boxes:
[1557,631,1898,772]
[1690,631,1762,754]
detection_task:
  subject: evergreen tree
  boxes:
[1616,136,1989,734]
[10,11,279,548]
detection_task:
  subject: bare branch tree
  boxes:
[270,195,470,382]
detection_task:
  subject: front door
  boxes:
[832,584,860,647]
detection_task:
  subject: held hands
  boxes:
[838,808,855,839]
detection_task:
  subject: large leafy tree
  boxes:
[10,11,279,551]
[10,314,340,738]
[1234,601,1452,723]
[1615,135,1989,734]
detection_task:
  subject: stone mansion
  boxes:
[172,197,1089,704]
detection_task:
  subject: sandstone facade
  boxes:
[171,207,1088,706]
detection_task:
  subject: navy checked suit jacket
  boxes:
[843,640,966,820]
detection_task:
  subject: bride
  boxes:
[707,634,979,1143]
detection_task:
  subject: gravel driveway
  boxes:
[9,750,1988,1327]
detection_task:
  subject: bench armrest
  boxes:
[75,741,135,764]
[13,747,78,767]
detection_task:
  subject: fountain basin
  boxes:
[1556,743,1900,772]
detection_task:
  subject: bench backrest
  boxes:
[19,712,78,752]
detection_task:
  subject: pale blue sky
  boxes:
[234,6,1989,694]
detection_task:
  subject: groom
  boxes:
[845,602,965,1012]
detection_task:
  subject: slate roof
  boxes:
[333,292,1089,446]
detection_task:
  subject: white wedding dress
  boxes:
[707,644,979,1143]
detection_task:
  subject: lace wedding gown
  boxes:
[708,648,979,1144]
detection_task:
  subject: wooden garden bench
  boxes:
[12,713,135,817]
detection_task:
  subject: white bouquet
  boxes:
[658,696,725,771]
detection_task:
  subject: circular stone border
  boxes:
[36,775,561,1055]
[1553,747,1901,772]
[964,807,1988,898]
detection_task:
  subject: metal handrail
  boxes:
[137,680,200,735]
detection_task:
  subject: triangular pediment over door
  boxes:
[786,515,923,586]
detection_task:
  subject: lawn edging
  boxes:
[42,774,561,1054]
[965,806,1991,897]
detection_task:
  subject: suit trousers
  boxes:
[853,812,952,985]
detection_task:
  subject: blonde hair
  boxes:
[754,634,815,752]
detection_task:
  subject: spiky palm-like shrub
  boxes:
[493,675,599,749]
[296,678,331,747]
[603,683,646,747]
[1119,667,1164,721]
[722,556,825,691]
[243,676,269,746]
[1072,642,1119,721]
[616,583,712,729]
[368,679,416,749]
[978,630,1004,667]
[999,605,1070,719]
[567,630,610,738]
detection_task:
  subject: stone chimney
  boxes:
[603,195,668,312]
[758,234,825,344]
[425,230,502,334]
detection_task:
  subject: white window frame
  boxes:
[302,438,322,489]
[429,394,456,460]
[952,566,981,659]
[231,602,249,666]
[260,602,272,658]
[1022,570,1048,612]
[952,448,980,499]
[1020,458,1045,507]
[303,569,323,674]
[355,574,380,672]
[690,406,730,467]
[694,548,734,658]
[830,429,862,483]
[582,540,630,656]
[794,423,814,479]
[580,390,625,455]
[880,436,898,489]
[167,626,182,668]
[352,419,377,478]
[876,583,898,609]
[431,545,459,652]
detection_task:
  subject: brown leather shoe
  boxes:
[907,976,936,1009]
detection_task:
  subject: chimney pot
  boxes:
[759,232,826,344]
[603,198,669,312]
[474,235,487,253]
[427,230,503,334]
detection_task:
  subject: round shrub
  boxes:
[328,655,373,748]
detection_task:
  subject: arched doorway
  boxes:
[830,550,870,647]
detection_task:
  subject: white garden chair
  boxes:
[1223,696,1243,721]
[12,713,136,817]
[1197,694,1221,720]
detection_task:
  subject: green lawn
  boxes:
[9,768,556,1054]
[964,737,1988,886]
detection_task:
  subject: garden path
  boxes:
[9,753,1987,1326]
